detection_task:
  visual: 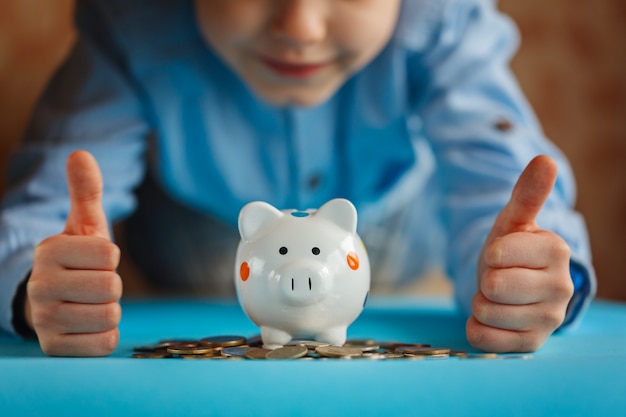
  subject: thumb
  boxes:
[488,154,558,239]
[64,150,110,239]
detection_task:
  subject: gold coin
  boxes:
[381,352,406,359]
[183,355,241,360]
[315,346,363,358]
[199,335,247,348]
[133,342,173,353]
[395,346,450,355]
[425,353,450,360]
[266,345,309,359]
[449,350,468,357]
[132,352,173,359]
[244,348,272,360]
[342,343,380,352]
[167,345,217,355]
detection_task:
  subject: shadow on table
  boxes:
[350,306,472,351]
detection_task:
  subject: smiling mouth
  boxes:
[260,56,329,78]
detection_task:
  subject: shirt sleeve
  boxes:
[409,0,596,327]
[0,2,150,337]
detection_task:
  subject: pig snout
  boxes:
[277,260,331,306]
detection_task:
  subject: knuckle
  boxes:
[100,328,120,355]
[516,331,544,353]
[100,271,123,300]
[102,303,122,329]
[465,318,483,347]
[471,297,489,324]
[32,303,60,330]
[100,241,121,269]
[480,269,503,301]
[483,240,503,267]
[552,238,571,260]
[39,334,64,357]
[540,307,565,330]
[33,235,62,264]
[26,278,45,300]
[554,276,575,300]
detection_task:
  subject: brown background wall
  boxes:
[1,0,624,300]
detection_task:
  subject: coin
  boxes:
[132,352,173,359]
[295,340,331,350]
[266,345,309,359]
[341,343,380,352]
[315,346,364,358]
[246,335,264,347]
[244,348,272,360]
[395,346,450,355]
[460,353,501,360]
[221,346,255,357]
[131,335,511,362]
[344,339,377,346]
[199,335,247,348]
[379,341,430,350]
[133,341,176,352]
[167,345,218,355]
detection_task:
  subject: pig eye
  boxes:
[312,247,320,255]
[279,246,288,255]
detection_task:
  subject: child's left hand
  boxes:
[467,155,574,352]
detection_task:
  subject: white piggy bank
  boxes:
[235,198,370,349]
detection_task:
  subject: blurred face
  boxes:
[194,0,401,107]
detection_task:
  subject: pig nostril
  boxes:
[291,278,294,291]
[308,277,312,291]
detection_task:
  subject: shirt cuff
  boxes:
[11,273,37,339]
[559,259,596,330]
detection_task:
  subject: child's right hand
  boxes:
[26,150,122,356]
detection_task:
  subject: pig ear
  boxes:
[315,198,357,234]
[238,201,284,242]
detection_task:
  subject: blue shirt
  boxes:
[0,0,595,336]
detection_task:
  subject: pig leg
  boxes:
[316,326,347,346]
[261,326,293,349]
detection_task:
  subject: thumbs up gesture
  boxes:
[26,151,122,356]
[467,155,574,352]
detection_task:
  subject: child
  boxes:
[0,0,595,356]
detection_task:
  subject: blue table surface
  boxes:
[1,296,625,417]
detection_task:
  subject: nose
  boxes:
[278,260,330,306]
[269,0,327,46]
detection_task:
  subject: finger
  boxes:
[29,270,122,304]
[483,231,570,269]
[64,150,110,239]
[471,292,566,332]
[38,328,120,357]
[35,235,120,271]
[466,316,548,353]
[34,302,122,334]
[480,266,573,305]
[489,155,558,238]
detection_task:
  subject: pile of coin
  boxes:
[131,335,532,360]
